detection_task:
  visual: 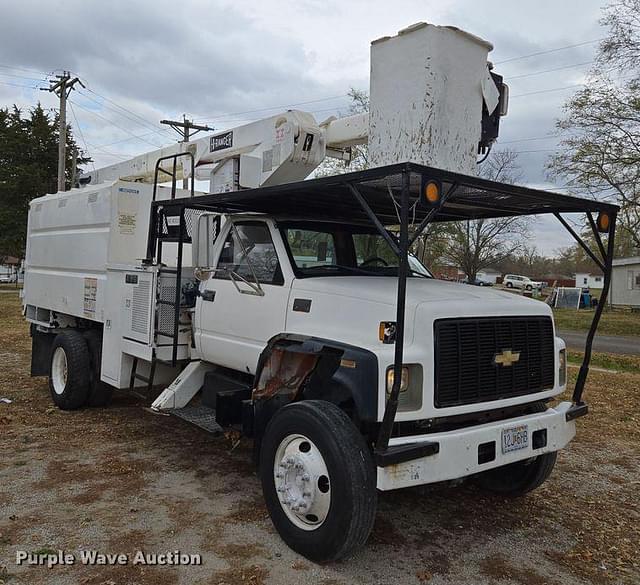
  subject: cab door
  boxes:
[196,219,291,374]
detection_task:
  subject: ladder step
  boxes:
[156,330,177,338]
[165,405,223,434]
[133,373,153,383]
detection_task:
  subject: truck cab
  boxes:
[194,213,566,427]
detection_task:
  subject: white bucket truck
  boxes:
[22,23,617,561]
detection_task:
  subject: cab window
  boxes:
[216,222,283,285]
[286,229,336,268]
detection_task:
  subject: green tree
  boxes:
[0,103,89,258]
[549,0,640,253]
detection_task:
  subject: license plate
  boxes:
[501,425,529,454]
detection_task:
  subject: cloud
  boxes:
[0,0,608,253]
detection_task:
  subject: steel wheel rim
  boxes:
[273,433,331,531]
[51,347,68,395]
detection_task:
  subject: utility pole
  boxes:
[42,71,85,192]
[160,115,213,188]
[71,147,78,189]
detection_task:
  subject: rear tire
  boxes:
[476,402,557,496]
[260,400,377,562]
[83,330,113,407]
[506,282,513,288]
[49,330,91,410]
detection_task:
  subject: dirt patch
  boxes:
[480,553,562,585]
[0,292,639,585]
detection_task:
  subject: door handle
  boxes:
[202,290,216,302]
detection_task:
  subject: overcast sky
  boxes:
[0,0,609,254]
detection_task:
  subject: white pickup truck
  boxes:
[22,161,617,562]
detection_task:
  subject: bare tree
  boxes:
[315,88,369,176]
[433,150,529,281]
[548,0,640,251]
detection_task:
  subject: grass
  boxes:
[568,350,640,374]
[553,307,640,336]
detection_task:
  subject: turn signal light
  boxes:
[379,321,396,344]
[596,211,611,233]
[421,178,442,207]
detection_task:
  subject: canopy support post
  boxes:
[572,212,617,404]
[375,170,410,452]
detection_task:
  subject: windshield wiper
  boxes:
[303,264,378,276]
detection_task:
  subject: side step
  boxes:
[165,405,223,435]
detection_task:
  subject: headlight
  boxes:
[386,365,423,411]
[386,366,409,393]
[559,349,567,387]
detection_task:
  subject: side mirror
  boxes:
[192,213,219,279]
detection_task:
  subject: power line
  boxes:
[0,63,50,76]
[91,130,165,149]
[495,38,604,65]
[68,99,167,148]
[500,136,557,144]
[193,93,350,122]
[80,87,174,138]
[76,88,170,138]
[68,102,95,171]
[511,83,585,98]
[0,79,41,90]
[0,71,47,83]
[509,60,594,80]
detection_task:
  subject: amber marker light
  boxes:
[421,177,442,207]
[596,211,611,233]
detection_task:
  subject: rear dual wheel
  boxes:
[49,329,112,410]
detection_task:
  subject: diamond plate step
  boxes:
[165,405,223,435]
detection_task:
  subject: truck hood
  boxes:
[292,276,545,310]
[287,276,553,352]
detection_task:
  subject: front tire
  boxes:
[49,330,91,410]
[476,451,557,496]
[260,400,377,562]
[506,282,513,288]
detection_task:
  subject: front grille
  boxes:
[434,316,555,408]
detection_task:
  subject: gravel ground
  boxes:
[1,292,638,585]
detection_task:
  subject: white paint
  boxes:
[368,22,493,174]
[377,401,576,490]
[152,360,215,410]
[575,272,604,290]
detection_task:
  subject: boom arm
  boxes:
[81,110,366,192]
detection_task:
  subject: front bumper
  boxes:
[377,401,577,491]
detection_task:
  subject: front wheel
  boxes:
[260,400,377,562]
[506,282,513,288]
[475,451,557,496]
[475,402,557,496]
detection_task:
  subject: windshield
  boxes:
[281,222,432,278]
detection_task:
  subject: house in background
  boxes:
[0,256,23,283]
[611,257,640,308]
[575,272,604,290]
[476,268,501,284]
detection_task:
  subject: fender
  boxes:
[251,334,379,449]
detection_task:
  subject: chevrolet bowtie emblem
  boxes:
[494,349,521,367]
